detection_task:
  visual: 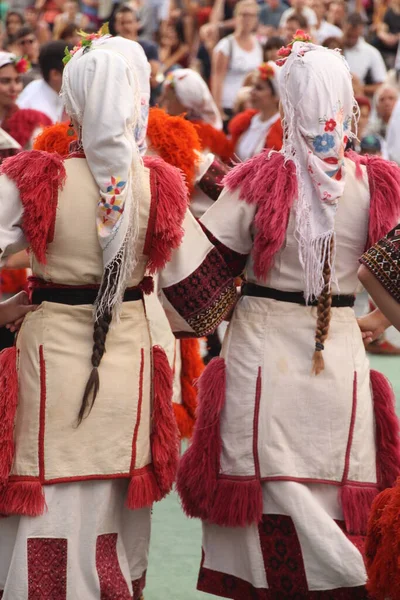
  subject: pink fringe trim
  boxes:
[143,156,188,274]
[151,346,179,497]
[224,151,297,280]
[340,484,378,535]
[371,369,400,490]
[0,480,46,517]
[126,468,163,510]
[0,347,18,484]
[1,151,66,264]
[210,478,263,527]
[346,150,400,248]
[177,357,225,520]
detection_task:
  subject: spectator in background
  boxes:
[5,12,25,38]
[24,6,51,44]
[279,0,317,28]
[211,0,262,125]
[258,0,286,34]
[34,0,64,28]
[112,4,161,103]
[322,35,344,50]
[360,134,383,155]
[366,83,398,139]
[373,0,400,68]
[282,12,309,43]
[56,21,80,45]
[344,13,387,96]
[14,27,41,87]
[326,0,347,29]
[311,0,342,44]
[17,41,70,122]
[386,95,400,163]
[356,95,372,141]
[80,0,99,27]
[263,35,286,61]
[159,19,189,73]
[53,0,89,39]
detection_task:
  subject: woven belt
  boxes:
[241,282,355,308]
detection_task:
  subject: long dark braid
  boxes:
[311,237,334,376]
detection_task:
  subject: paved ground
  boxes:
[146,345,400,600]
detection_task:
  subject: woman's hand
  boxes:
[0,292,37,330]
[357,308,391,346]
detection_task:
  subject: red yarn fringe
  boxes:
[147,107,201,194]
[340,484,378,535]
[176,338,204,439]
[209,478,263,527]
[151,346,179,497]
[224,151,297,280]
[3,108,51,148]
[366,481,400,600]
[346,150,400,248]
[177,357,225,520]
[1,151,66,264]
[0,480,46,516]
[371,369,400,490]
[193,120,234,163]
[33,122,77,157]
[143,155,188,274]
[0,347,18,484]
[126,468,163,510]
[228,110,283,155]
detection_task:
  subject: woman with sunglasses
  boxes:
[14,27,41,87]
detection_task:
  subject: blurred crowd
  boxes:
[1,0,400,160]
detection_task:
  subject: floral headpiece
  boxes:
[276,29,311,66]
[257,63,275,81]
[63,23,110,65]
[13,56,31,74]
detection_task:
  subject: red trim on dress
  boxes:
[0,346,18,484]
[39,345,46,482]
[8,464,153,484]
[130,348,144,474]
[253,368,262,480]
[27,538,67,599]
[96,534,131,600]
[340,373,378,536]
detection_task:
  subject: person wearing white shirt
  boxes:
[17,41,69,124]
[279,0,318,27]
[387,97,400,164]
[343,13,387,96]
[311,0,343,43]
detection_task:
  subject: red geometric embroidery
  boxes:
[131,571,146,600]
[259,514,308,594]
[27,538,67,599]
[96,533,131,599]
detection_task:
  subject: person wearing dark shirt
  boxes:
[259,0,286,30]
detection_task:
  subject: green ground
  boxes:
[146,353,400,600]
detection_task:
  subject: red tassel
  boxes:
[151,346,179,497]
[340,484,378,535]
[176,338,204,439]
[1,151,66,264]
[0,480,46,516]
[126,468,163,510]
[3,108,51,148]
[224,151,297,280]
[177,357,225,520]
[209,478,263,527]
[143,156,188,274]
[0,347,18,483]
[371,370,400,490]
[366,481,400,599]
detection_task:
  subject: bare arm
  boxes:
[3,250,30,270]
[358,264,400,331]
[211,49,229,114]
[162,45,190,72]
[364,82,385,96]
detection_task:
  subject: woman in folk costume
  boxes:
[177,38,400,599]
[229,62,283,161]
[161,68,234,163]
[0,34,236,600]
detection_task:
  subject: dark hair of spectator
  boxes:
[286,13,308,29]
[5,11,25,27]
[322,36,343,50]
[59,22,78,40]
[39,41,71,82]
[264,36,286,51]
[15,26,36,41]
[347,13,364,28]
[109,4,139,35]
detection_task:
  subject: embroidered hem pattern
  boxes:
[360,223,400,304]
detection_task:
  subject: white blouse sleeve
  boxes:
[0,174,27,265]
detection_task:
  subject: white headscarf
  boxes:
[0,52,16,69]
[165,68,223,130]
[61,35,151,321]
[279,42,356,301]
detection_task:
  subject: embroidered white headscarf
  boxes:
[165,68,223,130]
[279,42,356,301]
[0,52,16,69]
[61,36,151,321]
